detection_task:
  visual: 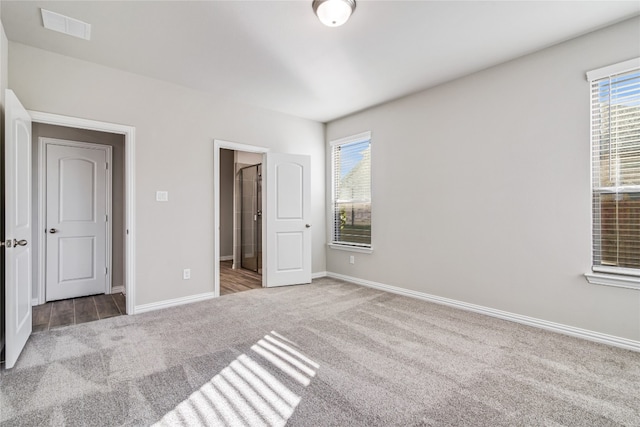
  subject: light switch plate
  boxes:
[156,191,169,202]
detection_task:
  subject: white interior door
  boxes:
[4,89,32,369]
[45,141,109,301]
[265,153,311,287]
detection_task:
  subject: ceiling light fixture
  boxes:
[312,0,356,27]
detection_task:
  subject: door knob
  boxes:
[49,228,58,234]
[305,224,312,228]
[13,239,28,247]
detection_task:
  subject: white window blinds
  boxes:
[589,59,640,275]
[331,132,371,247]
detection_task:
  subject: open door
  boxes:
[4,90,32,369]
[264,153,311,287]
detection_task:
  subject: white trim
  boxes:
[37,139,46,304]
[328,272,640,352]
[312,271,327,279]
[214,139,269,298]
[593,265,640,278]
[329,131,371,147]
[328,243,373,254]
[28,110,137,315]
[111,285,125,294]
[588,66,596,291]
[219,255,233,261]
[31,298,39,307]
[586,57,640,82]
[134,292,215,314]
[584,273,640,290]
[37,138,113,303]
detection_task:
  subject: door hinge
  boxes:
[106,214,108,222]
[106,162,109,170]
[105,267,108,275]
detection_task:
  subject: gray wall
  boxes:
[326,17,640,341]
[219,148,234,258]
[8,42,326,307]
[31,123,126,300]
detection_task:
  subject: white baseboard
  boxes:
[111,286,125,295]
[327,272,640,353]
[31,298,39,307]
[134,292,216,315]
[312,271,328,279]
[220,255,233,261]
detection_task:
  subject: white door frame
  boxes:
[213,139,269,297]
[38,138,113,302]
[29,111,137,315]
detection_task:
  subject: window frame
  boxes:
[328,131,373,253]
[585,57,640,290]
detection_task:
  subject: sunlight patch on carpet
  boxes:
[153,331,318,427]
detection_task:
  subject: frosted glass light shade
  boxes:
[312,0,356,27]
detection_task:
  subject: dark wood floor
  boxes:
[32,293,126,332]
[220,260,262,295]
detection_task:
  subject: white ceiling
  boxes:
[2,1,639,122]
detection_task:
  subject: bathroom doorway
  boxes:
[217,147,264,295]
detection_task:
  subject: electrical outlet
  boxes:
[156,191,169,202]
[183,268,191,280]
[349,255,355,264]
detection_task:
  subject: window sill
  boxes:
[328,243,373,254]
[584,273,640,290]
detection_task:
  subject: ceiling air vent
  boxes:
[41,9,91,41]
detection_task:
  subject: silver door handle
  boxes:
[13,239,28,247]
[305,224,311,228]
[49,228,58,234]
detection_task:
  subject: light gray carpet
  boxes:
[1,277,639,426]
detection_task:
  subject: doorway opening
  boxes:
[219,148,264,295]
[214,140,269,297]
[31,123,127,328]
[29,111,136,315]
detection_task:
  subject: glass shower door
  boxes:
[240,164,262,273]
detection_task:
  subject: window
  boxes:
[587,58,640,287]
[330,131,372,250]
